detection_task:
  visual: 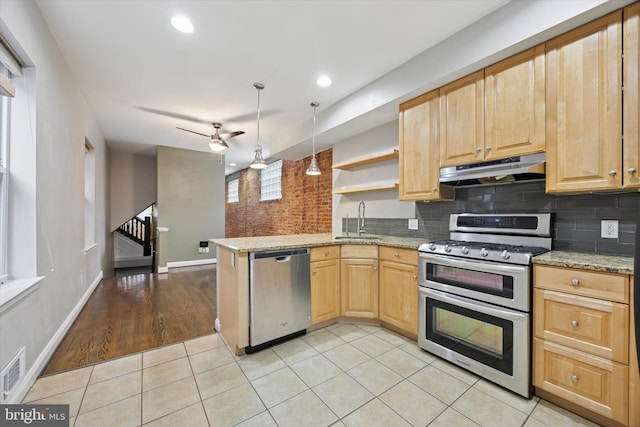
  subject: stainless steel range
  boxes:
[417,213,551,397]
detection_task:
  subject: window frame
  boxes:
[227,178,239,204]
[0,67,9,283]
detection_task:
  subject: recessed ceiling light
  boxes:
[316,76,332,87]
[229,163,237,166]
[171,15,194,33]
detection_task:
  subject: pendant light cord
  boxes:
[312,103,316,156]
[256,86,261,149]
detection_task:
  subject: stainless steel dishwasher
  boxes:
[247,248,311,353]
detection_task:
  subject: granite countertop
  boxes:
[532,250,634,275]
[210,233,427,253]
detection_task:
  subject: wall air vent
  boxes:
[1,347,25,403]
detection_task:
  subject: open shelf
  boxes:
[332,149,399,170]
[332,183,399,195]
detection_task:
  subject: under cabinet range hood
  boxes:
[440,152,546,185]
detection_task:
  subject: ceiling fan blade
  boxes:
[224,108,281,123]
[219,130,245,139]
[177,127,211,138]
[138,106,211,124]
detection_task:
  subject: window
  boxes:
[227,178,239,203]
[84,140,96,250]
[260,159,282,201]
[0,63,8,283]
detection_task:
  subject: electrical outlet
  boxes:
[408,219,418,230]
[601,220,619,239]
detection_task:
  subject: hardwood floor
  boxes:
[42,265,216,377]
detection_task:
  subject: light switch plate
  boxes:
[601,220,618,239]
[408,219,418,230]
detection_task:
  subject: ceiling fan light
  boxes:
[250,145,267,169]
[306,156,321,175]
[209,138,228,152]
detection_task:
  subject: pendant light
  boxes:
[249,83,267,169]
[306,101,321,176]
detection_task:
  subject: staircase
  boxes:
[114,205,155,273]
[117,216,152,256]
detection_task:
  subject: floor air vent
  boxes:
[1,347,25,403]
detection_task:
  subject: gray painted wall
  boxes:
[0,0,109,397]
[110,151,156,231]
[156,146,225,263]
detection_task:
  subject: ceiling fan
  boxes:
[177,122,245,152]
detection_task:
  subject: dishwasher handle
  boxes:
[250,248,310,260]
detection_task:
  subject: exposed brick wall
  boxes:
[225,148,332,237]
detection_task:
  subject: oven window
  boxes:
[427,264,514,299]
[426,298,513,375]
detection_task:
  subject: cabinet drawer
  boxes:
[533,338,628,424]
[341,244,378,259]
[379,246,417,265]
[534,265,629,303]
[311,245,340,262]
[533,289,629,363]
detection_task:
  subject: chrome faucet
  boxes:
[357,201,366,236]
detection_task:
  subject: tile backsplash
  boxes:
[343,181,640,256]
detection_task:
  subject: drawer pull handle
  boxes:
[476,147,482,153]
[571,375,579,383]
[570,320,579,327]
[628,168,637,175]
[608,170,617,177]
[571,279,580,286]
[394,252,399,257]
[313,269,316,275]
[325,251,330,256]
[412,275,417,280]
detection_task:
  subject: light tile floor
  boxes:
[23,323,601,427]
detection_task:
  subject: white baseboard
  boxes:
[9,270,103,404]
[157,266,168,273]
[167,258,217,269]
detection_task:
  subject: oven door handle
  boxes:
[419,252,528,276]
[419,287,528,322]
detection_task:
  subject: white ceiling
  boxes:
[35,0,513,174]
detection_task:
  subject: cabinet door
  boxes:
[440,70,485,167]
[311,259,340,325]
[623,3,640,189]
[399,90,453,201]
[379,260,418,335]
[534,338,628,424]
[341,258,378,319]
[533,288,629,363]
[485,45,545,160]
[546,12,622,193]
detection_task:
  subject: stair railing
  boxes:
[117,216,152,256]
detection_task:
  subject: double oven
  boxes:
[418,213,551,397]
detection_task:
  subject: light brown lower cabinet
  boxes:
[310,246,341,325]
[533,264,633,426]
[340,245,379,319]
[534,338,628,424]
[379,246,418,336]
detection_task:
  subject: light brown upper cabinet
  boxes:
[398,90,454,201]
[485,45,546,159]
[439,70,485,167]
[546,12,622,193]
[623,3,640,189]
